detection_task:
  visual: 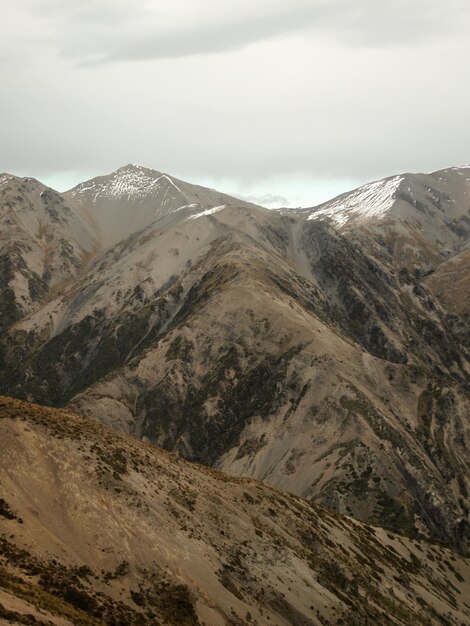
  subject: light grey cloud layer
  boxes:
[1,0,469,205]
[15,0,470,62]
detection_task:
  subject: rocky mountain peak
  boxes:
[305,174,405,226]
[67,164,174,202]
[299,167,470,271]
[65,165,257,249]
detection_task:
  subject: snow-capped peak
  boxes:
[120,163,144,170]
[307,176,404,227]
[450,164,470,175]
[69,165,184,203]
[0,174,14,190]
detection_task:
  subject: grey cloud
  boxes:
[107,1,469,63]
[235,192,292,208]
[13,0,470,64]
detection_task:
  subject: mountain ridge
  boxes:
[1,395,469,626]
[0,163,468,553]
[65,163,259,249]
[298,165,470,275]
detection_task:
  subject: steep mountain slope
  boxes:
[0,165,468,552]
[425,245,470,317]
[296,164,470,373]
[302,166,470,273]
[1,396,469,626]
[66,164,256,249]
[0,174,98,330]
[68,212,469,550]
[303,166,470,254]
[1,200,468,550]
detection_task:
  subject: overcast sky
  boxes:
[1,0,469,207]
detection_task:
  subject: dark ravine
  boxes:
[0,164,468,553]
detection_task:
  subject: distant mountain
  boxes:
[66,163,256,248]
[0,173,98,329]
[0,164,468,552]
[1,395,469,626]
[301,166,470,272]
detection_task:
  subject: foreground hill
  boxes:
[1,396,469,626]
[0,165,468,551]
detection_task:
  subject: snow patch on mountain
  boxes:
[451,165,470,179]
[0,174,14,190]
[307,176,404,226]
[69,165,184,203]
[174,203,199,213]
[65,165,259,251]
[188,205,226,220]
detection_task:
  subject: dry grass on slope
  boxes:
[0,396,469,626]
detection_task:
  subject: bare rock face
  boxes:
[0,165,468,552]
[1,396,470,626]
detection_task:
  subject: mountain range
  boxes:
[0,162,469,558]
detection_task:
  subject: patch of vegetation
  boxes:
[339,389,425,476]
[316,560,357,598]
[58,585,98,614]
[373,491,417,538]
[285,448,306,475]
[166,335,194,362]
[27,274,48,301]
[235,434,267,460]
[103,560,130,582]
[259,223,289,254]
[218,566,244,601]
[0,601,49,625]
[75,565,93,578]
[0,562,104,626]
[0,498,19,521]
[140,342,305,466]
[0,253,23,332]
[169,260,238,330]
[0,274,184,406]
[130,567,201,626]
[169,487,197,512]
[0,536,154,625]
[91,444,128,480]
